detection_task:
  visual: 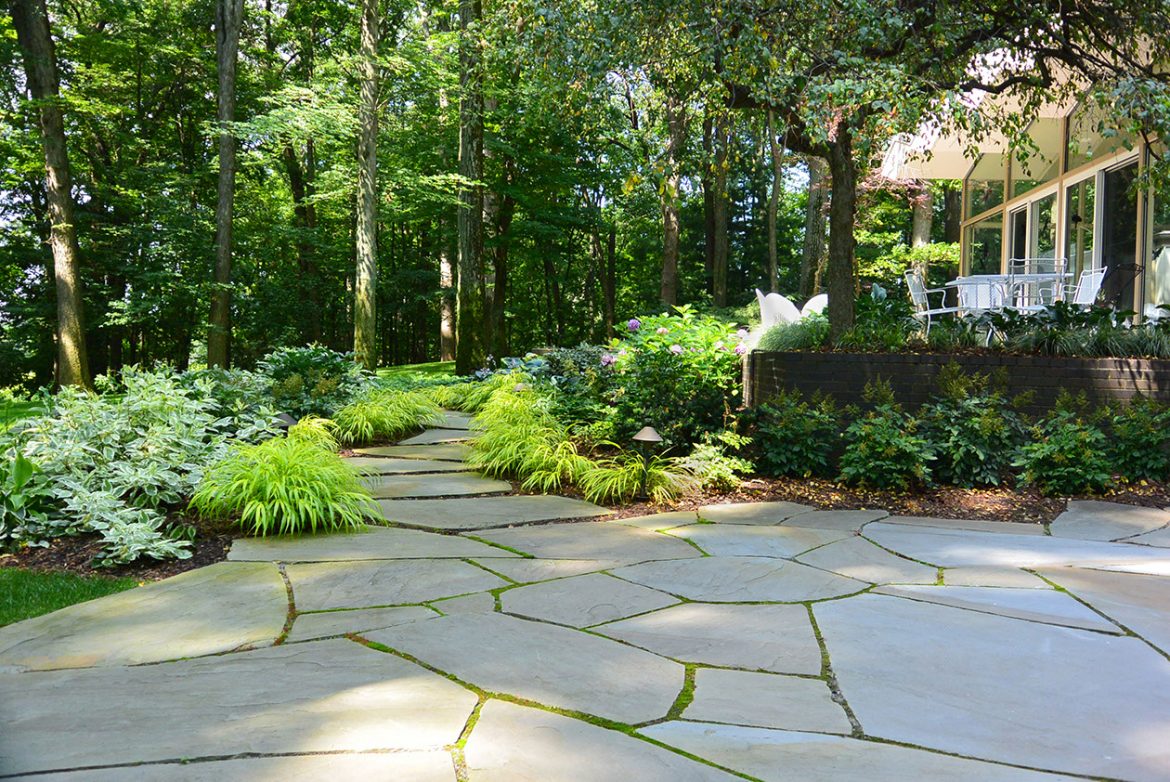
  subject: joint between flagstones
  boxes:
[805,603,864,739]
[273,564,297,646]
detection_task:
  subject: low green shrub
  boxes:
[191,437,378,536]
[578,452,697,505]
[333,389,442,445]
[259,346,370,418]
[0,452,53,549]
[750,391,839,478]
[756,316,829,351]
[680,431,754,492]
[1014,409,1113,496]
[838,384,933,491]
[1106,398,1170,482]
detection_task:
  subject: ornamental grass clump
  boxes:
[190,437,378,536]
[578,451,697,504]
[332,389,443,445]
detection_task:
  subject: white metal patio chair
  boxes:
[801,293,828,318]
[756,289,802,328]
[904,270,958,334]
[1063,267,1108,309]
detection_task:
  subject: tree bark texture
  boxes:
[207,0,243,368]
[353,0,380,369]
[800,155,829,298]
[455,0,485,373]
[659,92,686,306]
[943,183,962,243]
[702,116,715,294]
[11,0,91,388]
[711,112,730,308]
[766,109,782,292]
[825,138,858,340]
[911,184,933,248]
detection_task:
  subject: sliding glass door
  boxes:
[1101,161,1139,309]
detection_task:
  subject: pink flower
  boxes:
[737,328,749,340]
[669,344,683,355]
[600,353,616,367]
[656,327,669,335]
[713,341,725,351]
[734,344,747,355]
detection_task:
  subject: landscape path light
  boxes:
[632,425,663,499]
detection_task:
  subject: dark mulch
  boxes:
[0,534,231,582]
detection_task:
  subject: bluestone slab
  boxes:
[501,572,678,627]
[612,556,866,602]
[669,524,847,559]
[0,562,285,672]
[228,525,517,561]
[596,603,822,675]
[356,443,471,461]
[796,537,938,584]
[814,593,1170,779]
[365,612,683,723]
[0,640,476,776]
[285,605,436,642]
[365,472,511,499]
[608,510,699,530]
[697,501,814,525]
[346,456,469,475]
[379,495,610,530]
[431,591,496,615]
[398,428,480,445]
[942,566,1050,588]
[465,701,739,781]
[781,509,888,532]
[285,558,506,611]
[684,670,851,733]
[881,516,1046,535]
[472,557,625,583]
[872,585,1120,633]
[1050,500,1170,542]
[1038,567,1170,653]
[472,521,700,563]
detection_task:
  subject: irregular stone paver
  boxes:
[345,456,470,474]
[356,443,470,461]
[365,472,511,499]
[684,669,851,733]
[285,605,436,643]
[596,603,822,675]
[436,410,476,429]
[286,559,505,611]
[1050,500,1170,542]
[0,640,476,776]
[472,522,701,564]
[501,573,678,627]
[796,537,938,584]
[1126,525,1170,548]
[872,585,1121,633]
[669,525,847,559]
[942,566,1050,588]
[815,593,1170,779]
[365,612,682,723]
[1038,567,1170,654]
[0,562,285,672]
[864,521,1170,569]
[698,501,814,525]
[398,428,480,445]
[379,495,610,530]
[608,510,699,530]
[781,509,888,532]
[880,515,1046,535]
[640,722,1076,782]
[25,752,457,781]
[465,701,738,781]
[472,557,626,583]
[431,591,496,615]
[228,525,517,561]
[612,556,866,602]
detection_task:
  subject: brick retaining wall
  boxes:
[742,351,1170,414]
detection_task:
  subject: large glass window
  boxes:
[965,154,1005,219]
[1032,194,1057,260]
[1065,177,1096,278]
[1148,144,1170,316]
[1010,118,1062,198]
[1067,100,1132,171]
[965,212,1003,275]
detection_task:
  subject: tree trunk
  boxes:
[712,112,730,308]
[825,137,858,340]
[799,156,829,298]
[455,0,485,373]
[11,0,91,388]
[766,109,782,292]
[604,224,616,338]
[702,116,715,294]
[353,0,379,369]
[943,183,962,243]
[207,0,243,368]
[439,242,455,361]
[284,142,322,343]
[911,184,933,248]
[659,92,685,306]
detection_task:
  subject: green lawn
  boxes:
[376,360,455,380]
[0,568,139,627]
[1,400,46,431]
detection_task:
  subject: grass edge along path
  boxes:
[0,567,139,627]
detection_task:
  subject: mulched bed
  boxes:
[0,534,232,582]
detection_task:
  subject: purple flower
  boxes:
[627,318,641,331]
[734,344,748,355]
[713,341,725,351]
[617,349,628,357]
[656,326,669,335]
[599,353,616,367]
[669,344,683,355]
[737,328,749,340]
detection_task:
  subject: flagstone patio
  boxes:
[2,420,1169,780]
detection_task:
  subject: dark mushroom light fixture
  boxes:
[632,425,663,499]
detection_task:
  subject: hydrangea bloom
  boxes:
[627,318,641,331]
[713,341,725,351]
[734,344,747,355]
[656,326,669,335]
[737,328,749,340]
[599,353,616,367]
[669,344,683,355]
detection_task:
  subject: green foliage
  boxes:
[750,391,840,478]
[259,346,371,418]
[1013,409,1113,496]
[0,452,54,549]
[918,366,1025,487]
[756,315,829,351]
[287,415,340,452]
[0,568,138,627]
[191,437,379,537]
[680,431,754,491]
[839,391,933,491]
[578,452,697,505]
[333,389,443,446]
[835,285,915,352]
[1106,398,1170,482]
[861,242,960,289]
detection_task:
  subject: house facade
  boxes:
[887,100,1170,317]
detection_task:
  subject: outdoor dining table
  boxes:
[946,272,1072,313]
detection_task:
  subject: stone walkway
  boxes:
[2,417,1170,780]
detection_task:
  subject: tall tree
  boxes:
[658,90,685,305]
[765,109,783,292]
[353,0,379,369]
[711,111,730,307]
[911,183,933,248]
[207,0,244,368]
[799,156,828,297]
[455,0,485,373]
[10,0,90,388]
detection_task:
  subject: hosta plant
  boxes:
[191,437,379,536]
